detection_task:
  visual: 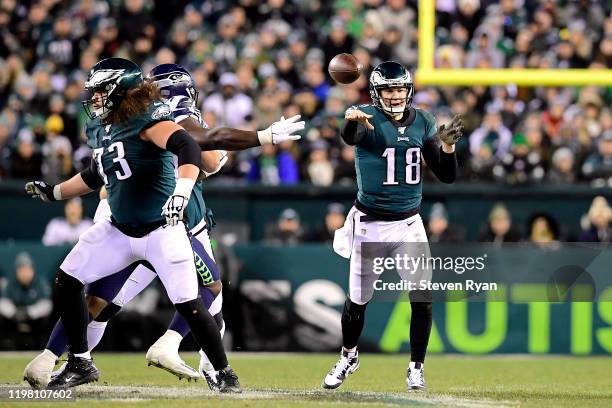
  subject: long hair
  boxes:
[107,82,162,125]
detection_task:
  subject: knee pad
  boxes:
[342,297,368,322]
[95,302,122,322]
[175,298,205,317]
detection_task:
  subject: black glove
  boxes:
[25,181,58,202]
[438,114,465,145]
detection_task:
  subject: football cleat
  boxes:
[216,366,241,393]
[50,362,67,381]
[146,331,201,381]
[406,361,426,390]
[322,349,360,389]
[47,354,99,388]
[23,349,58,388]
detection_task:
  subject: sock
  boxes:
[341,297,368,350]
[87,320,107,351]
[46,319,68,357]
[199,349,214,372]
[174,299,228,370]
[409,301,432,363]
[409,361,423,370]
[167,312,191,338]
[55,271,89,354]
[74,351,91,359]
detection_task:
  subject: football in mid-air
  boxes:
[328,53,362,84]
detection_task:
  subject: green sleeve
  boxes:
[421,110,438,140]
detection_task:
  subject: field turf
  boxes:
[0,352,610,407]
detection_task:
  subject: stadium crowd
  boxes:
[0,0,611,188]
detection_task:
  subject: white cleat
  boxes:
[322,349,360,389]
[146,331,201,381]
[406,361,426,391]
[23,349,58,388]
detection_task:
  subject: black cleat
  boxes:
[47,355,99,388]
[216,366,241,393]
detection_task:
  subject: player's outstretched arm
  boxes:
[340,108,373,146]
[422,115,464,184]
[181,115,305,151]
[25,159,103,202]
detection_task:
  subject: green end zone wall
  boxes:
[1,243,611,354]
[1,181,612,241]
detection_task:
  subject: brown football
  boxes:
[328,53,362,84]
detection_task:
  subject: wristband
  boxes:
[257,128,272,145]
[53,185,63,201]
[173,177,195,198]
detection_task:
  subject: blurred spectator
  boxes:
[308,203,346,243]
[479,203,522,244]
[579,196,612,243]
[41,114,72,184]
[494,131,546,185]
[42,198,93,246]
[470,109,513,160]
[374,0,416,66]
[265,208,305,245]
[246,144,299,185]
[306,140,334,186]
[527,213,561,244]
[426,203,464,243]
[322,18,355,67]
[334,144,356,184]
[8,129,42,179]
[581,130,612,186]
[547,147,576,184]
[466,31,505,68]
[203,73,253,128]
[0,252,52,349]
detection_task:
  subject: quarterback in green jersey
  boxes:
[24,58,240,391]
[322,61,464,391]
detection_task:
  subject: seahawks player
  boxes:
[322,62,463,391]
[23,63,305,389]
[25,58,239,390]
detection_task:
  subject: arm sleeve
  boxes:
[340,120,368,146]
[166,129,202,167]
[80,159,105,190]
[422,135,458,184]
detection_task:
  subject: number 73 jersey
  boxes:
[354,105,437,214]
[86,102,177,225]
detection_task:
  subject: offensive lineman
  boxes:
[322,61,464,390]
[24,57,241,390]
[23,63,305,388]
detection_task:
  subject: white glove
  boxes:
[161,178,194,226]
[257,115,305,145]
[202,150,228,178]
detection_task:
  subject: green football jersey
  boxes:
[86,102,176,226]
[353,104,437,213]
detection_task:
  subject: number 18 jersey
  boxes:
[353,105,437,214]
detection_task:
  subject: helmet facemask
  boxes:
[82,83,120,120]
[369,68,414,115]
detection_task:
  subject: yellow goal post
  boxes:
[415,0,612,86]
